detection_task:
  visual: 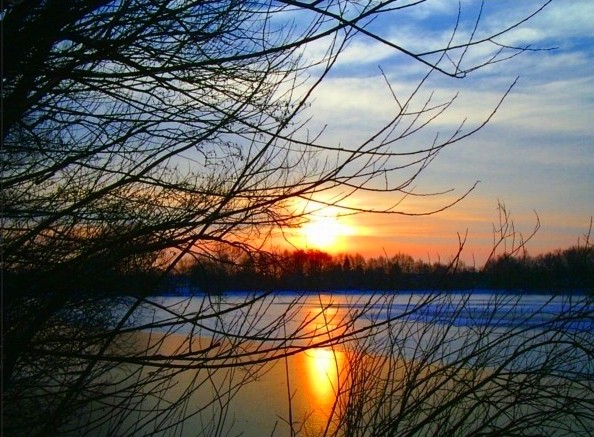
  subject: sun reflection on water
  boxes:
[294,298,350,433]
[305,347,345,407]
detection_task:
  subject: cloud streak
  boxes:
[297,0,594,263]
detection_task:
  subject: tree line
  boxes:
[170,244,594,294]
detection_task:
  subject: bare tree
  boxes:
[4,1,589,437]
[320,208,593,437]
[2,0,552,282]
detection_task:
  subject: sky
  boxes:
[276,0,594,265]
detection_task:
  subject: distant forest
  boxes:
[166,245,594,295]
[6,245,592,298]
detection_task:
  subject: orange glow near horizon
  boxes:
[266,196,583,266]
[273,203,438,258]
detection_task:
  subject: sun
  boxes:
[300,213,354,251]
[301,217,339,249]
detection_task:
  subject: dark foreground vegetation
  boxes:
[3,0,593,436]
[167,244,594,295]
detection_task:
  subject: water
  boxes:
[75,291,594,436]
[141,290,594,333]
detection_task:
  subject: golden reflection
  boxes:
[305,347,345,406]
[291,297,351,434]
[311,305,338,336]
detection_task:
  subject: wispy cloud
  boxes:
[295,0,593,262]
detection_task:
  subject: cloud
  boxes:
[334,39,400,65]
[517,1,594,40]
[394,0,470,20]
[291,1,593,261]
[483,0,594,47]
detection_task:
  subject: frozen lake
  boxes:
[141,290,594,339]
[78,291,594,436]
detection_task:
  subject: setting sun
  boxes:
[299,211,355,252]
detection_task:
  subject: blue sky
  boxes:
[286,0,594,264]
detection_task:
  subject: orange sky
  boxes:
[269,194,591,267]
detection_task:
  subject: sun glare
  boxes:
[300,213,353,251]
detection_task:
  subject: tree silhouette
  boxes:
[5,2,591,437]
